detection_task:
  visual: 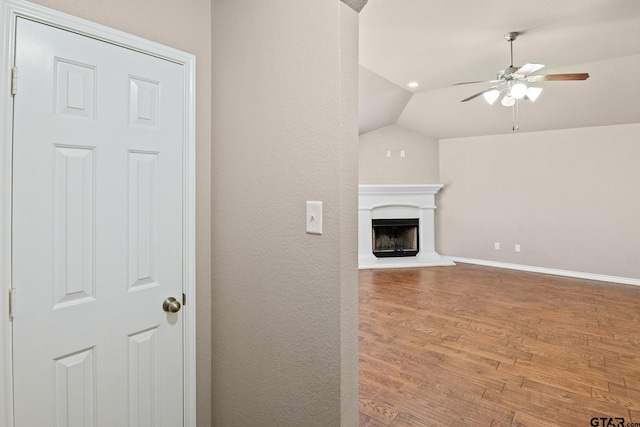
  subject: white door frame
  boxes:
[0,1,197,426]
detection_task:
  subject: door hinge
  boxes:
[11,66,18,95]
[182,293,186,306]
[9,288,15,320]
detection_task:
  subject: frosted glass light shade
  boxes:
[527,86,542,102]
[501,95,516,107]
[510,82,528,99]
[483,89,500,105]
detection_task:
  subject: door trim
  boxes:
[0,1,197,426]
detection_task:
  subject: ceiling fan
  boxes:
[455,32,589,108]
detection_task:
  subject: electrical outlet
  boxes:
[515,244,521,253]
[494,242,500,250]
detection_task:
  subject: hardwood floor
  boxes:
[358,263,640,427]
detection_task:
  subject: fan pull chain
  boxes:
[512,101,520,131]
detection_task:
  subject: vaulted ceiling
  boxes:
[359,0,640,139]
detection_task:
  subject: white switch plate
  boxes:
[306,201,322,235]
[515,244,521,252]
[494,242,500,250]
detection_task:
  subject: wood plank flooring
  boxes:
[358,263,640,427]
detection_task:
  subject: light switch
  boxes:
[306,201,322,235]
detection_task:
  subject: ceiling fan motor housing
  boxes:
[498,66,522,80]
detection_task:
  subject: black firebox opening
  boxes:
[372,218,419,258]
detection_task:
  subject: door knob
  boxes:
[163,297,181,313]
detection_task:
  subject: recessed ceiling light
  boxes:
[407,81,420,88]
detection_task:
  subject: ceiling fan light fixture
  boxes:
[510,82,528,99]
[455,32,588,132]
[501,95,516,107]
[483,89,500,105]
[526,86,542,102]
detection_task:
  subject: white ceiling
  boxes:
[359,0,640,139]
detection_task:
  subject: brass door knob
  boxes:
[163,297,181,313]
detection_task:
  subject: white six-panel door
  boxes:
[12,17,185,426]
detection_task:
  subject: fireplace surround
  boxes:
[358,184,454,269]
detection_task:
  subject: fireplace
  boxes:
[358,184,454,269]
[372,218,419,257]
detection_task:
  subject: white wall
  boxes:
[211,1,358,425]
[438,123,640,279]
[25,1,213,425]
[358,67,412,135]
[359,124,440,184]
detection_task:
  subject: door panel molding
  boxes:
[0,1,197,426]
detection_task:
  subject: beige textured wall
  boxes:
[438,123,640,279]
[27,0,213,425]
[212,1,358,426]
[359,124,440,184]
[339,3,360,424]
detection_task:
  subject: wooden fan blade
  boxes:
[461,87,498,102]
[514,63,545,76]
[453,79,501,86]
[527,73,589,82]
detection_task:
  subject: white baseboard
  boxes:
[447,256,640,287]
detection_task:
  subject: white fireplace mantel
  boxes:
[358,184,455,269]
